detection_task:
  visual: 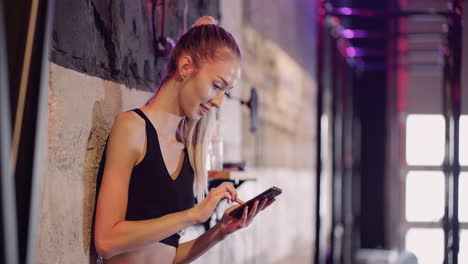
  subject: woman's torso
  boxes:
[104,242,176,264]
[96,108,194,263]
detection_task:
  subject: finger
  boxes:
[225,184,237,202]
[235,197,245,205]
[261,198,276,211]
[247,200,259,220]
[215,183,234,201]
[241,206,249,226]
[220,182,233,190]
[213,190,232,204]
[226,203,241,213]
[266,197,276,205]
[222,192,233,203]
[257,198,268,212]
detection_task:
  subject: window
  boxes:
[406,115,445,166]
[403,114,467,263]
[460,116,468,165]
[405,171,444,222]
[460,173,468,222]
[460,230,468,263]
[405,228,444,264]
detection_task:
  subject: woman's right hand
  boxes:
[189,182,238,224]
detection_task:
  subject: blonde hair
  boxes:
[163,16,241,201]
[177,110,215,202]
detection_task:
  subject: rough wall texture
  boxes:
[243,0,317,76]
[218,1,315,169]
[38,63,152,263]
[51,0,219,91]
[241,26,316,169]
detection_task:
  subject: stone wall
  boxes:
[242,0,316,76]
[240,26,316,169]
[219,0,317,169]
[51,0,219,91]
[37,63,152,263]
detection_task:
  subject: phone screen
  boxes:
[228,186,282,219]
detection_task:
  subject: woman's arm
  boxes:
[94,112,233,259]
[172,221,230,264]
[94,112,194,259]
[173,198,276,264]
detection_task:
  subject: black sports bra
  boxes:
[94,108,195,248]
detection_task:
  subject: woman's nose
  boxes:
[209,92,225,108]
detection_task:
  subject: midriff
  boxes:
[104,242,176,264]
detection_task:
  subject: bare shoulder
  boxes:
[111,111,145,140]
[114,110,144,128]
[106,111,146,167]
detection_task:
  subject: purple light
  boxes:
[341,8,352,15]
[342,29,355,38]
[346,47,357,57]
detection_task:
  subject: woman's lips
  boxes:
[199,104,209,115]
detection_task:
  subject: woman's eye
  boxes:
[224,90,231,96]
[213,84,221,90]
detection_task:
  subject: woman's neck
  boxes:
[143,78,184,140]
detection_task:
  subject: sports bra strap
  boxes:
[132,108,151,124]
[130,108,160,160]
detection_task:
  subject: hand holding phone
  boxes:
[228,186,282,219]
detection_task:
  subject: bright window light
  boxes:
[460,230,468,263]
[406,171,444,222]
[406,114,445,166]
[460,173,468,222]
[406,228,444,264]
[460,115,468,165]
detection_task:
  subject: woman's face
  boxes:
[180,56,240,120]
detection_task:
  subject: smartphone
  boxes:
[228,186,282,219]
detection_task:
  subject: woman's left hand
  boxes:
[216,198,276,235]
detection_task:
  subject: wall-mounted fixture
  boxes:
[226,87,258,133]
[153,0,174,57]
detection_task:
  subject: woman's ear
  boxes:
[178,55,194,80]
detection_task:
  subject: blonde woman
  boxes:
[92,16,275,263]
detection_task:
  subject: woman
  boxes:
[93,16,275,263]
